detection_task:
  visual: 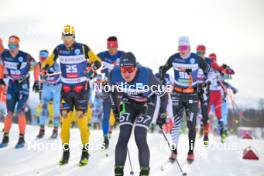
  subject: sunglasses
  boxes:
[121,66,135,73]
[8,44,18,49]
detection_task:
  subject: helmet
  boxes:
[62,25,75,36]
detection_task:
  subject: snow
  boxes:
[0,123,263,176]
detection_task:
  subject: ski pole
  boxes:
[159,126,187,176]
[127,148,134,176]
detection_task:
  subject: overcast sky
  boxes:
[0,0,264,108]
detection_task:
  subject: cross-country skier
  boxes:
[41,25,102,166]
[207,53,235,143]
[196,45,211,145]
[97,36,124,149]
[0,35,40,148]
[36,49,62,139]
[221,80,238,137]
[159,36,210,162]
[109,52,168,176]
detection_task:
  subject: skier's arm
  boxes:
[159,55,174,83]
[41,47,58,70]
[223,81,238,94]
[0,57,4,79]
[27,54,39,81]
[148,71,168,114]
[198,56,210,77]
[108,71,121,119]
[83,45,102,70]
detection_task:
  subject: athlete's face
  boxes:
[178,45,190,57]
[62,35,75,48]
[120,66,137,82]
[108,47,118,56]
[196,51,205,58]
[8,43,19,56]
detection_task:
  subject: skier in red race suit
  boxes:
[207,53,235,143]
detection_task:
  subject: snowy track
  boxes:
[0,123,263,176]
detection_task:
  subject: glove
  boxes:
[86,67,97,79]
[0,79,6,87]
[33,80,40,92]
[156,113,167,128]
[222,64,228,69]
[113,109,120,122]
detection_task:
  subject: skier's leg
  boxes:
[15,86,29,148]
[3,84,18,133]
[59,88,73,165]
[214,91,224,140]
[185,92,198,161]
[51,84,62,138]
[115,103,135,176]
[201,84,210,144]
[169,91,184,161]
[37,84,51,138]
[222,100,228,136]
[170,92,184,148]
[74,87,90,166]
[102,98,111,148]
[134,100,155,175]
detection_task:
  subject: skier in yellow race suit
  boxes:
[42,25,102,166]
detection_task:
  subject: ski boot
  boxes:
[114,165,124,176]
[15,134,25,149]
[102,135,109,150]
[50,127,58,139]
[169,148,177,163]
[221,132,227,143]
[149,123,155,133]
[218,121,225,143]
[0,133,9,148]
[203,135,209,146]
[36,127,45,139]
[140,167,150,176]
[187,150,194,163]
[79,145,89,166]
[203,123,209,146]
[59,144,70,165]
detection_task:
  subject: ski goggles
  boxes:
[179,45,189,52]
[120,66,136,73]
[8,44,18,49]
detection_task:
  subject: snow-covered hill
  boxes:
[0,123,263,176]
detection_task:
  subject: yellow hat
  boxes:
[62,25,75,36]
